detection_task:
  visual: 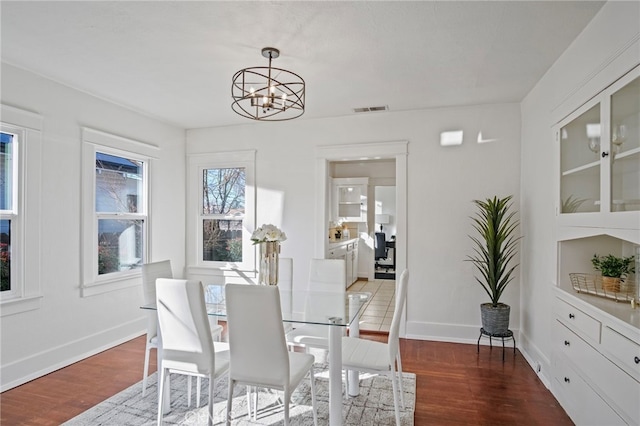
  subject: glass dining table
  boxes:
[143,285,371,426]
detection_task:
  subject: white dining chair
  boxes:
[285,258,346,351]
[141,260,223,404]
[279,258,294,334]
[141,260,173,396]
[342,269,409,426]
[225,284,318,426]
[155,278,230,426]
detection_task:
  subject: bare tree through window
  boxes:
[202,168,245,262]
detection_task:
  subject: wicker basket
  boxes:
[569,273,636,303]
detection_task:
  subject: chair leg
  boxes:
[196,377,202,407]
[309,366,318,426]
[283,389,290,426]
[142,345,151,396]
[344,368,349,398]
[390,371,401,426]
[246,386,252,419]
[207,376,214,426]
[157,368,167,426]
[187,376,192,407]
[253,387,258,421]
[396,353,405,408]
[226,380,235,426]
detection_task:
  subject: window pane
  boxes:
[96,152,143,213]
[98,219,143,274]
[203,168,245,215]
[203,219,242,262]
[0,219,10,291]
[0,132,14,211]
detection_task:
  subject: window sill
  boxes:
[82,273,141,297]
[1,295,43,317]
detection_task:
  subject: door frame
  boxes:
[314,140,408,332]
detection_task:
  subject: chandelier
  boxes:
[231,47,305,121]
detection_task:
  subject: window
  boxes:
[95,152,145,275]
[187,151,255,275]
[0,105,42,316]
[202,167,245,262]
[82,128,156,297]
[0,132,16,294]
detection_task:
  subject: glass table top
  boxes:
[142,285,371,328]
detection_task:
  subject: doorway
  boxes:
[314,141,408,334]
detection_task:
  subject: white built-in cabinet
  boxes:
[552,64,640,425]
[332,178,368,222]
[327,238,359,288]
[556,65,640,229]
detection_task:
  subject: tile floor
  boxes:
[347,278,396,332]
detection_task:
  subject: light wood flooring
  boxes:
[1,333,573,425]
[348,278,396,332]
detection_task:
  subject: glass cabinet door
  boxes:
[560,103,601,214]
[610,75,640,213]
[337,185,363,219]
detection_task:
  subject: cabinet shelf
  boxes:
[562,146,640,177]
[562,160,599,177]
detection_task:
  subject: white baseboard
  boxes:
[517,331,552,389]
[0,318,145,392]
[405,320,519,345]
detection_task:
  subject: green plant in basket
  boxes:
[591,254,635,279]
[591,254,636,293]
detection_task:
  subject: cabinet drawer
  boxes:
[554,297,601,343]
[327,246,347,258]
[553,354,625,426]
[601,326,640,382]
[554,321,640,424]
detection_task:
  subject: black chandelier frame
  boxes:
[231,48,305,121]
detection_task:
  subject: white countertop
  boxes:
[557,281,640,331]
[327,237,358,249]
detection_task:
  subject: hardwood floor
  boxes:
[1,333,572,425]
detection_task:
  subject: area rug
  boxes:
[63,363,415,425]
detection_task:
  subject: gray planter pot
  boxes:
[480,303,510,335]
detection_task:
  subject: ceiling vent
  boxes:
[353,105,389,113]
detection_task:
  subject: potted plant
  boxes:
[591,254,635,293]
[467,195,521,335]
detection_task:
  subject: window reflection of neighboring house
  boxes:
[96,153,140,213]
[96,153,142,270]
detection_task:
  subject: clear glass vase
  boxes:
[259,241,280,285]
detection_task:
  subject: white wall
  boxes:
[0,63,186,390]
[520,1,640,385]
[187,102,522,343]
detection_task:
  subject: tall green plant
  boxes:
[467,195,521,306]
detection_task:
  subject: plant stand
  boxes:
[477,328,516,361]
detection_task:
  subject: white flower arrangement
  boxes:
[251,224,287,244]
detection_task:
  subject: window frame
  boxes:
[0,126,23,301]
[187,150,256,275]
[81,128,156,297]
[0,105,42,316]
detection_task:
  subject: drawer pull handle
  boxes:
[635,356,640,365]
[564,377,570,383]
[564,340,570,346]
[568,313,575,319]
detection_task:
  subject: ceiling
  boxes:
[1,1,605,130]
